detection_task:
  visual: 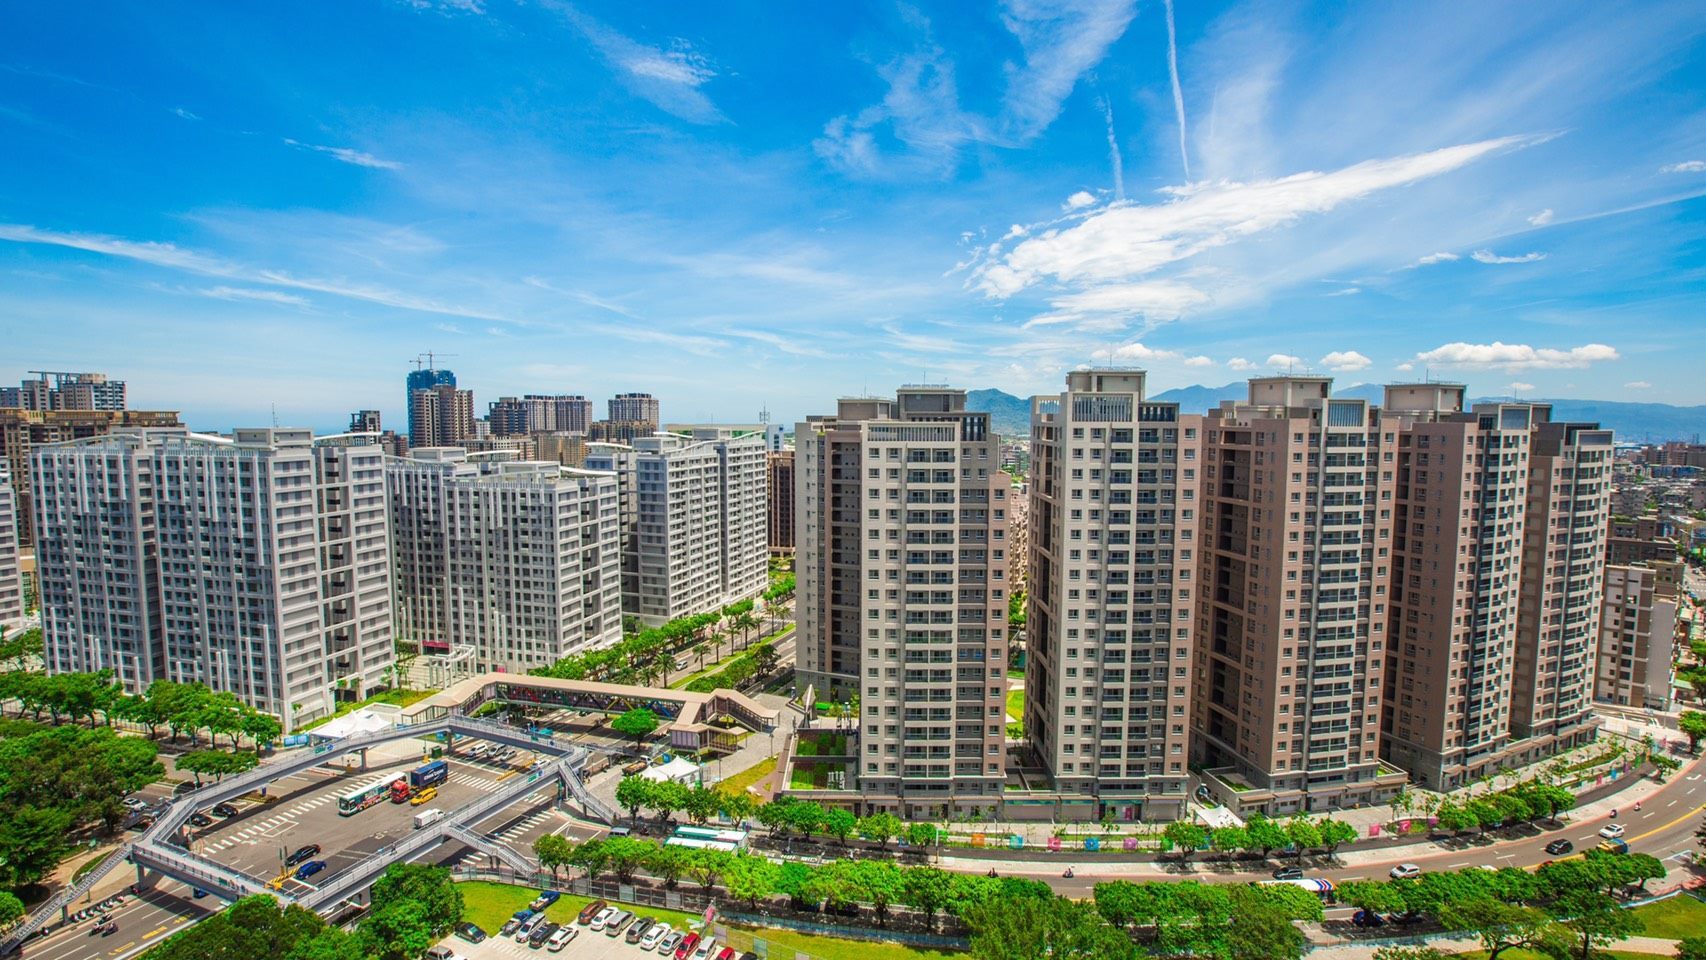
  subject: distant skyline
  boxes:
[2,1,1704,432]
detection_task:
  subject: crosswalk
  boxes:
[197,770,508,851]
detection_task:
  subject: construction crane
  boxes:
[411,351,460,371]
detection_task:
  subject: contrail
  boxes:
[1163,0,1190,179]
[1101,97,1126,200]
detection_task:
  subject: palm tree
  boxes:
[694,643,710,670]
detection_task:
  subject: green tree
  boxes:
[682,785,722,825]
[788,801,827,839]
[0,805,72,887]
[684,848,733,894]
[1245,813,1287,857]
[823,807,857,844]
[902,866,954,931]
[610,708,660,747]
[1677,937,1706,960]
[142,895,332,960]
[600,835,651,882]
[1553,886,1642,960]
[1318,818,1357,853]
[0,627,43,672]
[1162,820,1208,862]
[0,890,24,928]
[532,833,573,881]
[905,821,941,848]
[615,775,653,820]
[651,779,691,823]
[567,838,608,880]
[1681,710,1706,753]
[1434,800,1479,833]
[1285,816,1322,856]
[1439,897,1570,960]
[857,811,903,847]
[1371,949,1453,960]
[643,842,691,889]
[363,863,462,960]
[1337,880,1407,916]
[723,853,779,908]
[965,896,1135,960]
[1225,886,1308,960]
[847,860,906,925]
[239,711,282,751]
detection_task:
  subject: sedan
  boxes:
[1271,866,1304,881]
[1389,863,1422,880]
[211,803,240,818]
[1545,838,1574,856]
[657,932,684,956]
[1599,823,1625,840]
[286,844,321,867]
[455,922,487,944]
[294,860,327,881]
[187,813,213,828]
[122,797,149,812]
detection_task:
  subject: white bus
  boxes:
[337,775,397,816]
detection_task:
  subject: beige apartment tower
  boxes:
[1191,376,1406,815]
[796,387,1012,817]
[1028,371,1201,821]
[1596,564,1676,710]
[0,408,183,545]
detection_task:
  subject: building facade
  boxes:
[33,428,394,729]
[1191,377,1405,815]
[608,392,660,428]
[409,383,475,448]
[348,409,383,433]
[387,449,623,673]
[0,469,21,625]
[489,395,592,437]
[1596,564,1677,710]
[3,372,128,411]
[1029,371,1202,821]
[0,408,183,545]
[585,429,768,624]
[767,450,796,554]
[796,388,1011,817]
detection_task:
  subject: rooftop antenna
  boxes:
[271,403,279,428]
[758,406,770,426]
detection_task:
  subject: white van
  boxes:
[413,808,446,829]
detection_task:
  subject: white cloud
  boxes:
[1160,0,1188,178]
[1411,341,1619,371]
[1471,249,1545,264]
[995,0,1139,140]
[1528,208,1555,226]
[1662,161,1706,174]
[1090,341,1213,368]
[1507,381,1534,393]
[1184,355,1215,367]
[1320,350,1371,372]
[974,135,1534,298]
[1395,362,1415,372]
[1416,251,1460,265]
[172,107,200,121]
[547,1,723,124]
[1266,353,1304,368]
[1625,380,1653,389]
[197,286,308,306]
[1064,190,1097,210]
[282,139,402,170]
[1227,357,1257,371]
[1023,280,1211,328]
[1325,286,1361,297]
[1002,224,1028,240]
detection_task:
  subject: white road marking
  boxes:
[1670,799,1680,807]
[1448,861,1470,868]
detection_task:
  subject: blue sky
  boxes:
[2,1,1704,432]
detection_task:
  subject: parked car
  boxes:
[1352,910,1386,928]
[657,930,684,956]
[501,910,534,936]
[1545,838,1574,856]
[1599,823,1626,840]
[294,860,327,881]
[605,910,634,936]
[546,925,577,952]
[1271,866,1304,881]
[627,917,656,943]
[674,933,700,959]
[514,914,545,942]
[588,907,617,931]
[211,803,240,818]
[642,923,673,950]
[122,797,148,811]
[425,947,466,960]
[528,922,558,948]
[286,844,321,867]
[623,759,648,776]
[739,953,758,960]
[1389,863,1422,880]
[455,921,487,943]
[691,937,718,960]
[716,948,736,960]
[529,890,561,912]
[577,900,607,925]
[188,813,213,827]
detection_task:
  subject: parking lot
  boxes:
[444,917,734,960]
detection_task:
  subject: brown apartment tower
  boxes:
[796,387,1012,818]
[0,408,183,545]
[1191,377,1407,815]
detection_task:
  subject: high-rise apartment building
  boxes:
[349,409,383,433]
[386,449,623,672]
[488,395,592,437]
[584,429,768,624]
[1029,371,1202,820]
[4,372,128,411]
[33,428,394,729]
[796,388,1011,817]
[767,450,796,554]
[1596,564,1676,710]
[0,408,183,545]
[1189,376,1405,814]
[608,392,660,428]
[1379,386,1610,790]
[0,469,21,625]
[409,383,475,448]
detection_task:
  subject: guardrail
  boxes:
[446,823,538,876]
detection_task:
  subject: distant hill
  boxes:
[967,384,1706,443]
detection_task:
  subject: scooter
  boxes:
[1063,868,1075,879]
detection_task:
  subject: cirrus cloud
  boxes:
[1411,341,1619,371]
[1662,161,1706,174]
[1471,249,1546,264]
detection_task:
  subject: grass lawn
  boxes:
[455,882,959,960]
[1630,893,1706,939]
[298,688,434,732]
[1006,688,1025,721]
[716,756,776,796]
[1452,951,1666,959]
[796,732,848,757]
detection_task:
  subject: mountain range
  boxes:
[967,385,1703,444]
